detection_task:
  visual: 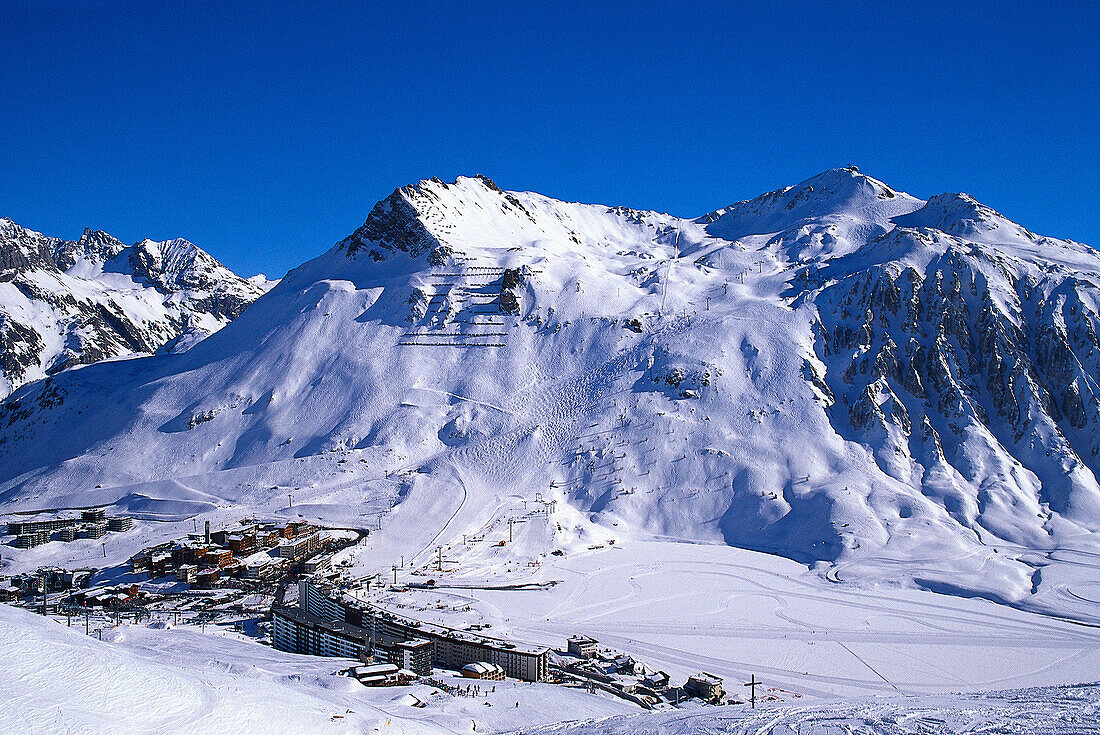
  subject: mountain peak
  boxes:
[336,174,540,264]
[797,166,898,199]
[0,217,58,274]
[0,220,267,397]
[699,167,924,241]
[893,192,1036,244]
[52,228,126,270]
[127,236,243,295]
[0,217,40,239]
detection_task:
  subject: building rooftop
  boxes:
[687,672,723,686]
[241,550,277,566]
[278,534,314,546]
[352,664,399,676]
[274,605,371,642]
[339,591,550,656]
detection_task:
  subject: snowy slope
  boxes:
[521,682,1100,735]
[0,218,270,397]
[2,601,1095,735]
[2,169,1100,624]
[0,603,645,735]
[0,603,439,734]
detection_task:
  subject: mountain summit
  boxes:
[0,218,270,397]
[2,170,1099,623]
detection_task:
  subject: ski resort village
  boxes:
[1,498,750,710]
[2,169,1100,734]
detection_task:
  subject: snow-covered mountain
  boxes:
[0,217,270,397]
[3,168,1099,619]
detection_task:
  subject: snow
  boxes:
[1,599,1095,734]
[3,169,1100,614]
[0,604,421,734]
[524,682,1100,734]
[0,220,268,397]
[2,168,1100,731]
[350,539,1100,701]
[0,604,634,735]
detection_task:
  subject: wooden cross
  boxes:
[744,674,760,708]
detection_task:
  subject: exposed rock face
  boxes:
[337,175,540,263]
[815,215,1100,526]
[339,186,442,260]
[0,217,269,397]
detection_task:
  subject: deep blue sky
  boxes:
[2,1,1097,278]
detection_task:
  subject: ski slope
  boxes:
[0,603,636,735]
[522,682,1100,735]
[2,599,1095,735]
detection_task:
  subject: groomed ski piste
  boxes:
[525,683,1100,735]
[2,601,1096,734]
[2,169,1099,733]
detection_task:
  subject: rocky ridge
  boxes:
[0,217,269,397]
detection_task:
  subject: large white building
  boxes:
[277,532,319,560]
[272,606,369,659]
[275,578,550,681]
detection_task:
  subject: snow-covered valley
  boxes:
[2,168,1098,732]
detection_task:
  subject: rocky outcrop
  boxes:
[0,218,268,397]
[339,186,442,260]
[815,218,1100,526]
